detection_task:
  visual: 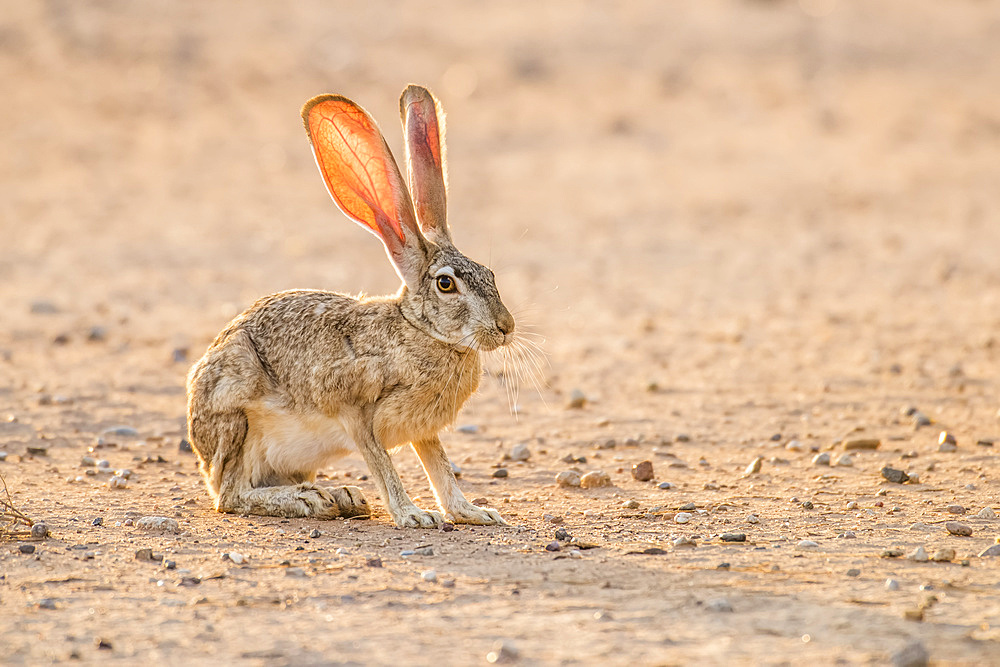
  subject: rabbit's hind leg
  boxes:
[224,481,370,519]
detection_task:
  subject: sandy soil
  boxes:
[3,1,1000,664]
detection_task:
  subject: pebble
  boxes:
[912,411,932,428]
[930,548,955,563]
[19,544,35,554]
[31,523,49,538]
[747,514,760,524]
[801,501,814,510]
[631,460,654,482]
[456,424,479,434]
[946,504,965,515]
[811,453,831,466]
[485,640,519,664]
[309,529,321,538]
[743,457,762,475]
[672,536,697,548]
[890,640,929,667]
[885,578,900,591]
[421,570,438,583]
[881,548,904,558]
[846,500,858,510]
[835,454,854,467]
[658,481,673,490]
[136,516,180,533]
[909,522,931,531]
[938,431,956,446]
[907,546,929,562]
[92,517,103,526]
[977,544,1000,557]
[545,541,561,552]
[414,546,434,556]
[366,557,383,567]
[622,499,639,510]
[580,471,612,489]
[97,459,111,470]
[705,598,733,613]
[561,454,586,464]
[567,389,587,409]
[678,502,696,511]
[135,548,161,562]
[843,438,880,450]
[80,456,97,467]
[508,443,531,461]
[945,521,972,537]
[786,440,804,452]
[938,441,957,453]
[846,568,861,577]
[554,527,570,541]
[675,433,691,442]
[721,533,746,542]
[674,512,693,524]
[26,446,48,456]
[178,439,194,453]
[38,599,57,610]
[881,466,910,484]
[977,507,996,519]
[556,471,581,487]
[838,531,856,539]
[107,475,128,490]
[907,472,921,484]
[492,468,508,479]
[796,540,819,549]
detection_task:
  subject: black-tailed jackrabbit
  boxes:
[186,85,514,528]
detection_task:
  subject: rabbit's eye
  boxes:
[436,275,457,293]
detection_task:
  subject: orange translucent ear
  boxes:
[302,95,416,245]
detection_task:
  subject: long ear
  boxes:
[399,85,452,245]
[302,94,429,286]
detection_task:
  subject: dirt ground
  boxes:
[3,1,1000,664]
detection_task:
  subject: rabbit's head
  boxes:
[302,85,514,352]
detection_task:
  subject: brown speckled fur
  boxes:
[186,86,513,528]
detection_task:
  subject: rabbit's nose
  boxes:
[496,310,515,336]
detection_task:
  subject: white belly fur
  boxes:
[245,401,357,476]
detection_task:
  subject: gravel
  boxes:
[631,460,654,482]
[556,471,581,487]
[945,522,972,536]
[580,471,612,488]
[136,516,180,533]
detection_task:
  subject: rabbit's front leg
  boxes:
[345,414,443,528]
[412,437,506,525]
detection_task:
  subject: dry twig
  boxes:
[1,471,34,537]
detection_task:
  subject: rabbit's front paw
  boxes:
[446,502,507,526]
[393,506,444,528]
[328,485,370,518]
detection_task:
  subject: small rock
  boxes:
[721,533,746,542]
[976,439,994,447]
[107,475,128,490]
[658,481,673,490]
[890,639,929,667]
[92,517,103,526]
[114,469,132,479]
[977,507,996,519]
[414,546,434,556]
[977,544,1000,557]
[31,523,49,539]
[486,640,519,664]
[881,548,904,558]
[674,512,693,524]
[102,426,139,438]
[838,531,857,539]
[37,598,57,610]
[801,500,814,510]
[881,466,910,484]
[912,411,932,428]
[843,438,880,450]
[743,456,762,475]
[938,431,956,446]
[846,500,858,510]
[580,471,612,489]
[554,527,570,541]
[678,502,696,511]
[747,514,760,524]
[509,443,531,461]
[135,548,161,562]
[938,441,957,453]
[178,439,194,453]
[164,560,176,570]
[421,570,438,582]
[846,568,861,577]
[456,424,479,434]
[309,529,321,538]
[705,597,733,613]
[365,557,383,568]
[910,522,932,531]
[786,440,804,452]
[492,468,508,479]
[908,546,929,562]
[672,536,697,548]
[796,540,819,549]
[26,446,48,456]
[946,504,965,515]
[80,456,97,467]
[907,472,921,484]
[675,433,691,442]
[930,548,955,562]
[945,521,972,537]
[567,389,587,409]
[622,499,639,510]
[555,471,581,488]
[631,460,654,482]
[835,454,854,467]
[18,544,35,554]
[136,516,179,533]
[545,541,561,552]
[885,578,900,591]
[812,453,831,466]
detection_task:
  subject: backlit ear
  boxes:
[302,94,428,285]
[399,85,452,245]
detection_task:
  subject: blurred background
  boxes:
[2,0,999,419]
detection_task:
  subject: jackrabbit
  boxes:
[186,85,513,528]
